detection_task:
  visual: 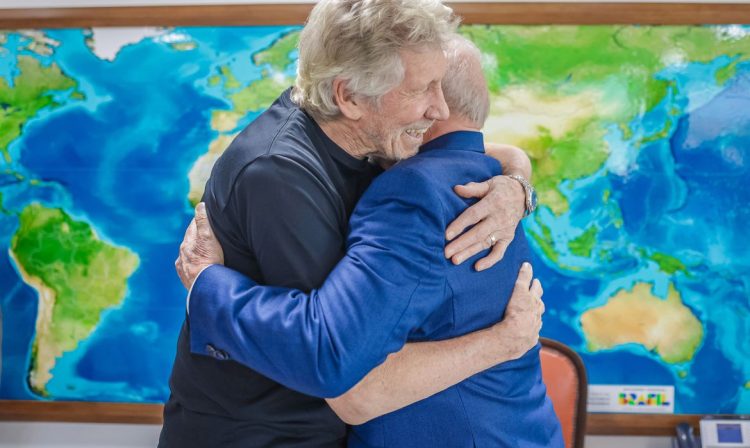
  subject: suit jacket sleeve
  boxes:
[189,166,449,397]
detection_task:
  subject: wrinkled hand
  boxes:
[445,175,525,271]
[491,262,544,361]
[175,202,224,290]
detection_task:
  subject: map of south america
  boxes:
[11,204,139,395]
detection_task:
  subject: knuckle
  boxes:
[469,208,483,222]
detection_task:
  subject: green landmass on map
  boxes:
[465,25,750,272]
[0,55,81,163]
[643,249,688,275]
[10,203,139,395]
[465,25,750,216]
[230,74,289,113]
[187,31,299,206]
[569,225,598,258]
[253,31,300,71]
[219,65,241,90]
[527,213,558,263]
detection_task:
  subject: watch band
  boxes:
[507,174,537,217]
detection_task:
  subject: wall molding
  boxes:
[1,3,750,27]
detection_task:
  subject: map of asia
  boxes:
[0,25,748,415]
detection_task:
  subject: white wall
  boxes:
[0,422,161,448]
[2,0,750,7]
[0,422,675,448]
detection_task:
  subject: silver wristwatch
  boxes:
[507,174,538,217]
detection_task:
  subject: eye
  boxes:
[414,85,429,94]
[416,82,434,95]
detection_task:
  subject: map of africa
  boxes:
[0,25,748,415]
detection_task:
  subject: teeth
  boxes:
[405,129,427,138]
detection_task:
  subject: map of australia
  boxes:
[0,25,748,414]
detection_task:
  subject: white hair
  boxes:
[291,0,459,122]
[442,34,490,128]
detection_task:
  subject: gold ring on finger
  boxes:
[487,233,497,246]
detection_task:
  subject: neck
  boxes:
[317,118,372,160]
[424,116,480,143]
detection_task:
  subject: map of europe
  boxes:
[0,25,748,415]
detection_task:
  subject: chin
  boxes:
[405,149,420,160]
[395,147,420,161]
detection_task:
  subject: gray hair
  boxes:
[442,34,489,128]
[291,0,459,122]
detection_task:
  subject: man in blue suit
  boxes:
[179,34,561,447]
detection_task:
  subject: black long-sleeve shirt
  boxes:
[159,89,379,448]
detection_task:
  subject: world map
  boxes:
[0,25,748,415]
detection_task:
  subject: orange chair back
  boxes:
[540,338,588,448]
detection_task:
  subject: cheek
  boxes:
[391,100,425,126]
[400,108,422,124]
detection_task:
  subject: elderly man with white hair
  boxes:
[160,1,550,447]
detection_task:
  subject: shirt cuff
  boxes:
[186,264,216,316]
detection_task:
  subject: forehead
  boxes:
[398,46,447,88]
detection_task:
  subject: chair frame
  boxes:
[541,337,589,448]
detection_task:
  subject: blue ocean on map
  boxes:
[0,25,748,415]
[0,26,299,402]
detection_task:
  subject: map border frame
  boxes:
[1,1,749,436]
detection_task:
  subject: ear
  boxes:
[332,78,364,120]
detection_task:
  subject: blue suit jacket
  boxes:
[189,131,562,447]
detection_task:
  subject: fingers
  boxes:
[514,262,533,289]
[450,241,483,265]
[175,256,189,290]
[178,218,195,260]
[445,199,488,242]
[531,278,545,316]
[175,217,198,289]
[453,180,491,200]
[194,202,216,241]
[530,277,542,297]
[445,210,504,259]
[448,234,511,267]
[474,241,509,271]
[181,218,197,259]
[195,202,208,224]
[445,221,482,260]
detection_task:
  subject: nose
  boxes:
[426,84,449,121]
